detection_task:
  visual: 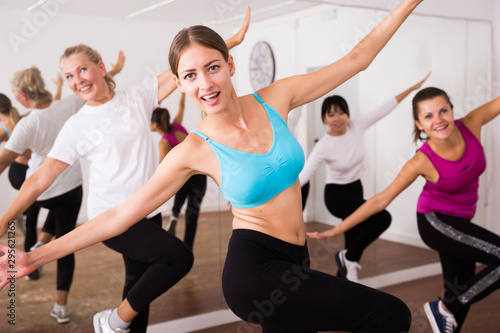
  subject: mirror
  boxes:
[0,1,493,332]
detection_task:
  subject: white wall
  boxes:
[233,3,494,247]
[0,6,234,224]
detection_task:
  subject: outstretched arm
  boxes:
[260,0,423,113]
[157,7,251,103]
[462,95,500,139]
[307,153,423,239]
[395,72,430,103]
[52,73,63,101]
[0,139,199,288]
[172,93,186,125]
[0,158,68,238]
[108,50,125,77]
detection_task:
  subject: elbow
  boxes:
[345,51,372,73]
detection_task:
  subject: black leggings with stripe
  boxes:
[417,212,500,331]
[222,229,411,333]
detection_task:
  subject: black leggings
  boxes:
[103,214,194,333]
[8,161,56,252]
[171,174,207,249]
[36,185,82,291]
[417,212,500,331]
[222,229,411,333]
[324,180,391,262]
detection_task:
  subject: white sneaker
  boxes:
[50,304,70,324]
[335,250,362,282]
[30,241,46,252]
[93,309,130,333]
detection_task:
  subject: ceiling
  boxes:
[1,0,321,28]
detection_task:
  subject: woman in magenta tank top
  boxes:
[309,87,500,333]
[151,93,207,249]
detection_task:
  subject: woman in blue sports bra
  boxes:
[1,2,423,332]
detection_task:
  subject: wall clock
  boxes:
[249,41,276,91]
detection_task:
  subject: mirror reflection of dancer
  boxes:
[308,88,500,333]
[0,2,425,331]
[0,15,249,333]
[0,66,87,324]
[151,93,207,250]
[299,74,429,282]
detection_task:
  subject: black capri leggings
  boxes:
[36,185,83,291]
[417,212,500,330]
[324,180,391,262]
[171,174,207,249]
[222,229,411,333]
[103,214,194,333]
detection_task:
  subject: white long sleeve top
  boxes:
[299,97,398,186]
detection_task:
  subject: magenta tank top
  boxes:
[161,122,188,148]
[416,119,486,220]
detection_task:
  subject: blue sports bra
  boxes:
[193,93,305,208]
[2,125,12,137]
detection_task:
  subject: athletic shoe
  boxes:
[167,215,177,235]
[93,309,130,333]
[29,241,46,252]
[424,300,457,333]
[50,304,70,324]
[335,250,361,282]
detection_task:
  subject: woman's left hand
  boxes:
[306,225,343,239]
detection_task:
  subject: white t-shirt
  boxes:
[299,97,398,186]
[5,95,84,200]
[48,77,164,220]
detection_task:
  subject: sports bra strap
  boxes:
[252,92,265,105]
[2,126,11,137]
[193,129,209,141]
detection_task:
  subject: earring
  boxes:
[180,89,185,93]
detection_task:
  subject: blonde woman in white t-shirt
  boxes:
[299,74,429,282]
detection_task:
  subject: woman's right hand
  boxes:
[306,225,343,239]
[0,243,36,290]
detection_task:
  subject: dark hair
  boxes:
[321,95,350,123]
[60,44,116,92]
[169,25,229,77]
[0,93,21,123]
[412,87,454,143]
[151,107,173,133]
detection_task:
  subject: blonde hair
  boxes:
[60,44,116,92]
[0,93,21,124]
[11,67,53,108]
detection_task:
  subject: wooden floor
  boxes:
[2,211,499,332]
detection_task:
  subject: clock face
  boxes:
[249,41,276,91]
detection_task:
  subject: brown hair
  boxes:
[0,93,21,124]
[151,107,173,133]
[412,87,454,143]
[168,25,229,77]
[10,66,53,108]
[60,44,116,92]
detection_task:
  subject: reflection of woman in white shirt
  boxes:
[300,75,429,282]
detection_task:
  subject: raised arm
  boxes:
[0,158,68,237]
[261,0,423,112]
[307,152,425,239]
[172,93,186,125]
[0,139,199,287]
[107,50,125,78]
[395,72,430,103]
[462,95,500,139]
[157,7,251,103]
[52,73,63,101]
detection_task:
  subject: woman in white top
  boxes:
[0,2,425,332]
[299,75,429,282]
[0,16,249,333]
[0,66,86,324]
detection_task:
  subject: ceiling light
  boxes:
[204,0,297,25]
[27,0,48,12]
[123,0,176,20]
